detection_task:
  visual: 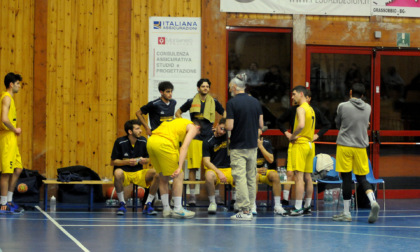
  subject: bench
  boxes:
[43,180,142,211]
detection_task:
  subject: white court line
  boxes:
[35,206,90,252]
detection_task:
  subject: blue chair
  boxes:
[367,160,386,210]
[313,156,342,210]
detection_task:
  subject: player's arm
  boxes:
[290,107,305,142]
[172,123,199,178]
[335,104,342,129]
[203,157,227,183]
[175,108,183,118]
[136,108,152,136]
[1,96,20,135]
[225,119,234,131]
[111,158,138,167]
[257,139,274,164]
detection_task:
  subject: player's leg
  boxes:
[266,170,286,215]
[333,145,354,221]
[205,169,217,214]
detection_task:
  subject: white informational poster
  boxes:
[148,17,202,118]
[220,0,371,16]
[371,0,420,18]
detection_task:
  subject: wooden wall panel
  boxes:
[46,0,118,179]
[0,0,34,170]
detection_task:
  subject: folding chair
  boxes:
[313,156,342,210]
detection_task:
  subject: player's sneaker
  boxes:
[368,202,380,223]
[116,202,127,215]
[0,204,22,214]
[8,202,24,213]
[187,195,196,207]
[172,208,195,219]
[163,208,173,218]
[274,206,287,216]
[303,206,312,215]
[288,207,303,216]
[142,202,158,215]
[208,202,217,214]
[153,199,163,210]
[332,212,352,222]
[230,211,253,221]
[251,204,257,215]
[215,195,224,205]
[281,199,290,206]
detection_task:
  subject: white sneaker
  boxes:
[172,208,195,219]
[230,211,253,221]
[274,206,287,216]
[215,195,224,205]
[251,204,257,215]
[233,203,239,212]
[163,209,173,218]
[368,202,380,223]
[208,202,217,214]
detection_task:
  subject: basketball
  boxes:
[106,187,118,199]
[132,187,145,199]
[17,183,28,193]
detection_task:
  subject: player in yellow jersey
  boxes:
[287,85,315,216]
[0,73,24,214]
[147,118,201,218]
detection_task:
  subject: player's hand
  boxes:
[171,168,182,178]
[285,131,292,141]
[14,128,22,136]
[313,134,319,141]
[257,137,263,148]
[129,158,138,166]
[290,135,300,143]
[146,128,152,136]
[218,171,227,183]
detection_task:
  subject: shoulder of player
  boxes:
[136,136,147,143]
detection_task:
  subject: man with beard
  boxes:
[111,120,159,215]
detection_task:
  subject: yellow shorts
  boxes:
[286,142,292,171]
[257,169,277,187]
[0,131,23,174]
[336,145,369,175]
[147,135,179,177]
[290,141,314,173]
[206,168,235,187]
[187,139,202,169]
[113,169,150,188]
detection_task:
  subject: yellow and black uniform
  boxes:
[257,139,277,186]
[147,118,193,176]
[140,98,177,131]
[0,92,22,173]
[290,102,315,173]
[202,134,234,186]
[111,135,150,188]
[179,96,225,169]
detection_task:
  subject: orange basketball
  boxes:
[132,187,145,199]
[106,187,118,199]
[17,183,28,193]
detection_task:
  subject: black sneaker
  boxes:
[303,206,312,215]
[281,199,290,206]
[288,207,303,216]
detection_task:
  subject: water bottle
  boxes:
[324,189,331,204]
[351,195,355,210]
[281,167,287,182]
[50,196,56,212]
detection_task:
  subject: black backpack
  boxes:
[13,168,46,203]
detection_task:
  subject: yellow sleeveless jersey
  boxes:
[152,118,193,148]
[293,102,315,143]
[0,92,17,131]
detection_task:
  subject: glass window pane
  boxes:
[380,55,420,130]
[228,31,291,129]
[310,53,371,129]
